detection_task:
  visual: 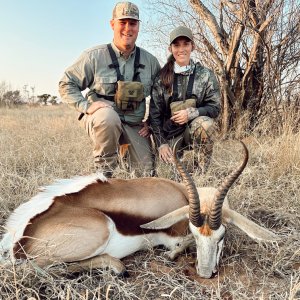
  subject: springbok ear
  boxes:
[223,208,279,242]
[140,205,189,230]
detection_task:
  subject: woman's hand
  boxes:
[170,109,188,125]
[159,144,173,163]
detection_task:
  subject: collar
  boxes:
[174,59,195,75]
[111,41,136,59]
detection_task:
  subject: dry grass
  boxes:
[0,105,299,299]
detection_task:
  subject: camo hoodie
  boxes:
[149,61,221,146]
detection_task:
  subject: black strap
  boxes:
[95,93,114,101]
[172,67,196,101]
[172,74,179,100]
[132,47,145,81]
[107,43,144,82]
[186,67,196,98]
[107,44,124,81]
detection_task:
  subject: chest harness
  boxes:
[166,67,197,117]
[94,44,145,112]
[171,66,197,102]
[163,67,197,138]
[78,45,145,120]
[107,43,144,82]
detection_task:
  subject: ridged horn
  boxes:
[208,141,249,230]
[173,141,203,227]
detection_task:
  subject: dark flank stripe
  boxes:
[102,210,189,237]
[13,207,189,259]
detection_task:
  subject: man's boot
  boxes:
[94,155,118,178]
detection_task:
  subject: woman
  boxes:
[150,26,221,173]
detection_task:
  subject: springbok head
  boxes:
[141,142,277,278]
[176,143,248,278]
[182,142,249,277]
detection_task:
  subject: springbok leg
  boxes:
[66,254,128,276]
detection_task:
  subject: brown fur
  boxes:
[14,177,190,261]
[119,144,130,159]
[15,201,110,263]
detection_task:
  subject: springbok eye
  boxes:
[219,235,225,243]
[216,235,225,260]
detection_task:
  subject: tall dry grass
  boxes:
[0,105,299,299]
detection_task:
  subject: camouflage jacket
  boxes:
[149,61,221,146]
[59,42,161,125]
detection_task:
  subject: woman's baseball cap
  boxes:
[170,26,194,44]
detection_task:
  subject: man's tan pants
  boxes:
[82,107,154,175]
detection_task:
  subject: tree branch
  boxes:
[189,0,229,55]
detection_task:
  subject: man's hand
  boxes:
[170,109,188,125]
[138,122,151,138]
[86,101,112,115]
[159,144,173,163]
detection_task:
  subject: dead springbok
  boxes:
[0,142,277,278]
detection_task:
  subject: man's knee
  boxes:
[92,108,121,130]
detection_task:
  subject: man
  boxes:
[59,2,161,177]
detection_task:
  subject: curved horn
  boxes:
[208,141,249,230]
[173,141,203,227]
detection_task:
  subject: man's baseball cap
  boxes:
[112,2,140,21]
[169,26,194,44]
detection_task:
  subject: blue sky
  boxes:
[0,0,156,97]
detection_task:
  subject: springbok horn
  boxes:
[208,141,249,230]
[173,140,203,227]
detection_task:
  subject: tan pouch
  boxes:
[115,81,144,111]
[170,98,196,116]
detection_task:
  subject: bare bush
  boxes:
[0,81,23,107]
[143,0,300,135]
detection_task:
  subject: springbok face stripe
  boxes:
[198,223,212,236]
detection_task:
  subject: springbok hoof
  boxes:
[118,270,130,278]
